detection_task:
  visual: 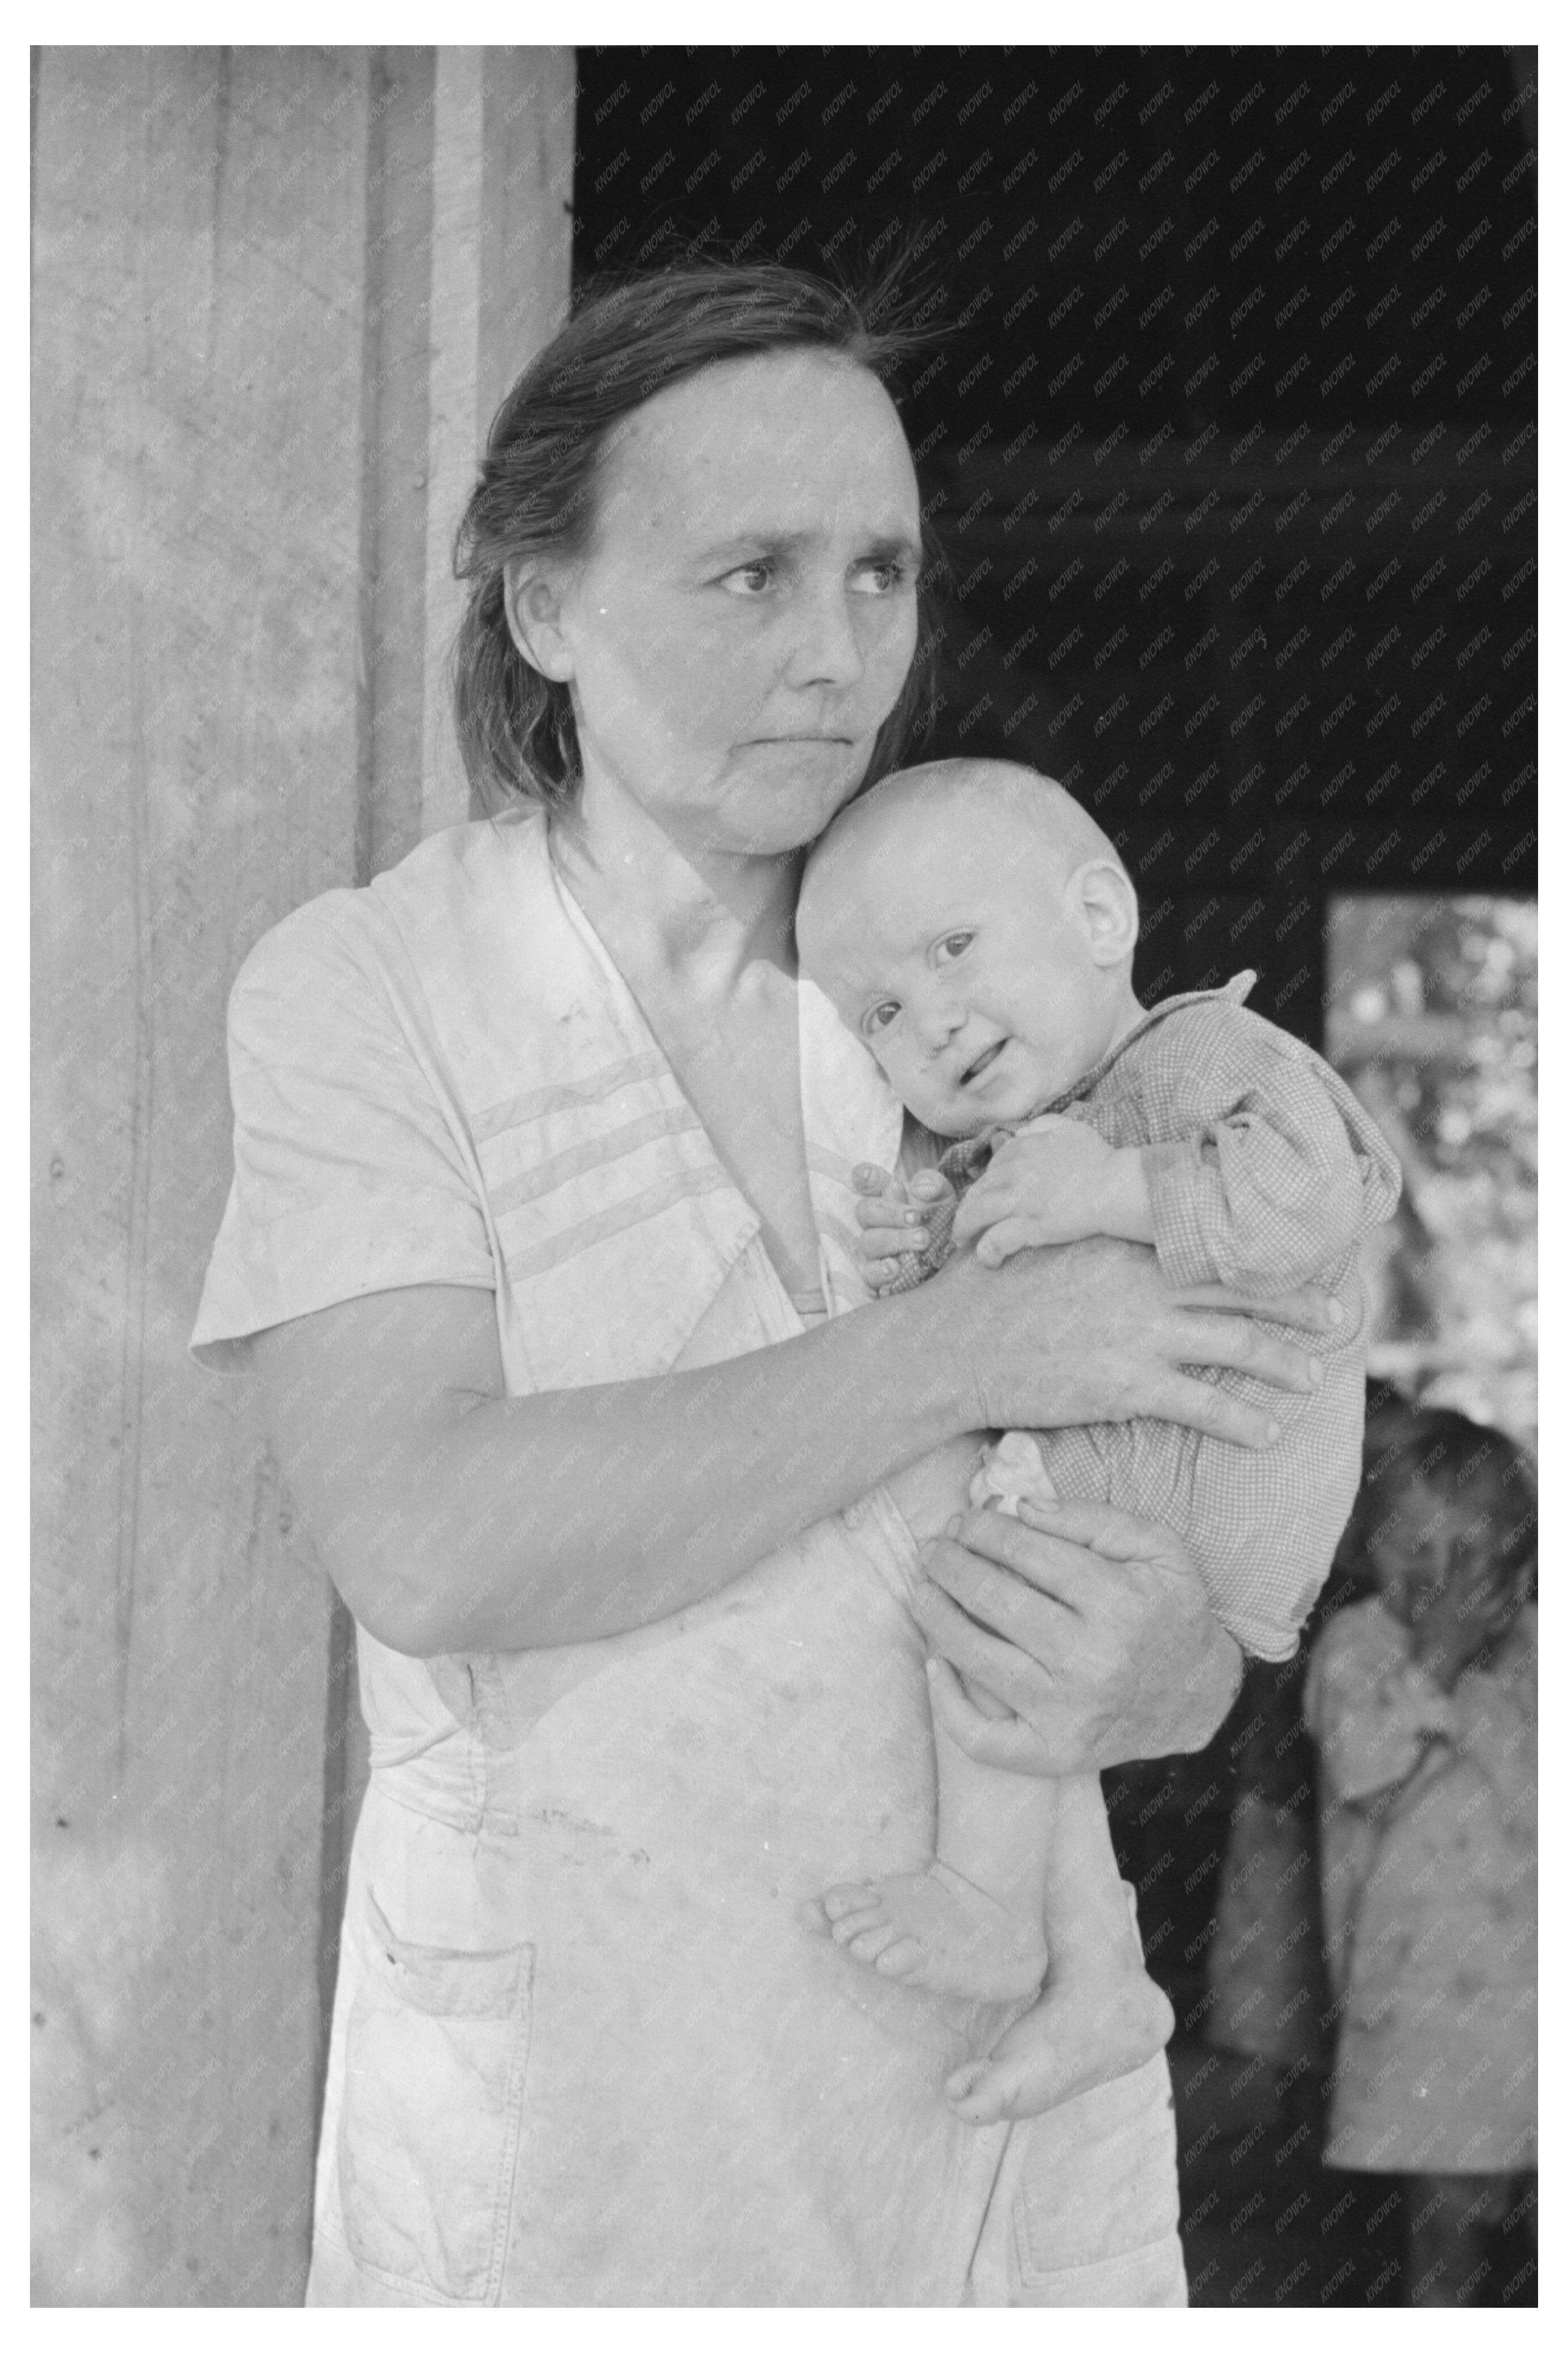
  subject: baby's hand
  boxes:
[951,1117,1148,1265]
[852,1163,958,1293]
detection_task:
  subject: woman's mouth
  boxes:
[960,1040,1007,1086]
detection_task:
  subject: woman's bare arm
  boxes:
[251,1240,1333,1658]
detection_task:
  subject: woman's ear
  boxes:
[1074,859,1140,965]
[503,560,576,681]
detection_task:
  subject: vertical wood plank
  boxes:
[477,47,577,437]
[420,45,577,838]
[421,46,487,837]
[34,40,576,2305]
[32,46,372,2304]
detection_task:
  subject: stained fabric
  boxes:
[195,810,1184,2305]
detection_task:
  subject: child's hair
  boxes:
[1344,1393,1537,1616]
[450,248,947,812]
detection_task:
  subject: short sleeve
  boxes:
[190,894,496,1371]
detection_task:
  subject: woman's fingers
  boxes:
[1171,1279,1343,1336]
[1163,1308,1322,1397]
[911,1581,1044,1713]
[1010,1493,1168,1567]
[917,1524,1078,1644]
[928,1506,1100,1609]
[925,1660,1044,1769]
[1137,1366,1284,1447]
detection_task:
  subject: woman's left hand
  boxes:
[912,1496,1243,1774]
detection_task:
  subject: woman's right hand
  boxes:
[920,1232,1334,1449]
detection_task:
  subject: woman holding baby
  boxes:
[193,259,1336,2305]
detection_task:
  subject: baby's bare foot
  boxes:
[821,1862,1049,2002]
[944,1961,1173,2124]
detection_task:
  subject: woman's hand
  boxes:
[912,1496,1244,1773]
[925,1231,1332,1450]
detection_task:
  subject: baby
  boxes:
[795,758,1402,2123]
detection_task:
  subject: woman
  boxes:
[192,259,1330,2305]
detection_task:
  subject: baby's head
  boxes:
[797,758,1141,1136]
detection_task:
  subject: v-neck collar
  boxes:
[538,822,901,1325]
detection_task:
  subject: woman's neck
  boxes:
[549,781,802,992]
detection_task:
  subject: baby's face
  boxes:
[799,814,1126,1135]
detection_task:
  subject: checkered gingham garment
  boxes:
[882,975,1402,1660]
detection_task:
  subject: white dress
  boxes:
[194,808,1185,2305]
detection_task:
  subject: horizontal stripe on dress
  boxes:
[501,1161,742,1279]
[487,1103,704,1217]
[470,1051,670,1143]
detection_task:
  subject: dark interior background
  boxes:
[573,45,1536,1047]
[573,46,1538,2307]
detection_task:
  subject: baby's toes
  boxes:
[822,1882,882,1923]
[944,2063,1013,2126]
[846,1920,909,1966]
[829,1906,890,1949]
[872,1937,925,1979]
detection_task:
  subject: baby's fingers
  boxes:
[857,1224,928,1267]
[852,1162,896,1198]
[951,1179,1016,1248]
[973,1217,1047,1268]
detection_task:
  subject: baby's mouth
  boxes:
[959,1039,1007,1086]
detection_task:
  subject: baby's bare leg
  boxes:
[823,1433,1056,1998]
[945,1777,1174,2125]
[824,1682,1055,2001]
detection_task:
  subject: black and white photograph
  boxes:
[32,23,1539,2311]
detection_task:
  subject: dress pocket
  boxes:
[338,1892,533,2304]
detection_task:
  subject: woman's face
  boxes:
[526,351,922,859]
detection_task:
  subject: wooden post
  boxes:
[32,45,575,2305]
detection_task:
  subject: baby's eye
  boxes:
[863,1001,901,1036]
[720,561,775,596]
[934,931,975,965]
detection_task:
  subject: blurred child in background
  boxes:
[1306,1403,1536,2307]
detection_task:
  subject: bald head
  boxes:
[797,758,1143,1135]
[802,760,1127,910]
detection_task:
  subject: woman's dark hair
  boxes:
[452,251,947,811]
[1345,1397,1537,1611]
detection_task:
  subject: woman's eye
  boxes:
[851,558,914,596]
[863,1002,900,1036]
[720,562,774,596]
[934,932,975,965]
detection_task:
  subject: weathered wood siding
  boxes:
[32,45,574,2305]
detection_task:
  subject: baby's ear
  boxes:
[1075,859,1139,964]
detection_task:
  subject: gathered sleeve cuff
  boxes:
[1138,1004,1401,1294]
[190,895,496,1372]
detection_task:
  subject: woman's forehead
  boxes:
[596,351,917,537]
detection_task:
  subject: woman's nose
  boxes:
[782,584,865,689]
